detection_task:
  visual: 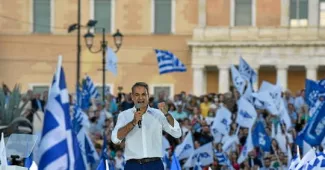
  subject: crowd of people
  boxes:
[16,84,308,170]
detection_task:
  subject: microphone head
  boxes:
[135,103,141,109]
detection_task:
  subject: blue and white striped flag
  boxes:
[72,104,99,168]
[85,75,100,99]
[38,56,85,170]
[154,49,186,74]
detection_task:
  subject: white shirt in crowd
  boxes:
[111,106,182,161]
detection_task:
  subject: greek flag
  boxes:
[154,49,186,74]
[38,56,85,170]
[96,132,110,170]
[305,151,325,169]
[72,104,99,168]
[85,75,100,99]
[79,81,91,110]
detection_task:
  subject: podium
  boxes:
[4,134,38,170]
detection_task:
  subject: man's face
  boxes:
[131,86,149,108]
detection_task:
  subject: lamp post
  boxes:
[83,21,123,102]
[68,20,123,103]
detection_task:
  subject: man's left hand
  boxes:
[158,102,168,115]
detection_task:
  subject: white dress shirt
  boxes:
[111,106,182,161]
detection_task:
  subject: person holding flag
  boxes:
[111,82,182,170]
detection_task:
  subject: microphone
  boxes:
[135,103,141,128]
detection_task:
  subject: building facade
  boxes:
[0,0,324,99]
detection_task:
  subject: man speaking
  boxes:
[111,82,182,170]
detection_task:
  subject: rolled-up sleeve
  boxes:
[156,111,182,138]
[111,112,126,144]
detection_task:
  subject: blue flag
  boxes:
[252,121,271,152]
[170,153,181,170]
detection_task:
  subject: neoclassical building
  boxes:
[0,0,324,98]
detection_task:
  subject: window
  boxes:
[33,0,51,33]
[94,0,112,33]
[95,84,114,98]
[154,0,172,34]
[290,0,308,27]
[150,84,174,100]
[30,84,49,99]
[320,1,325,26]
[234,0,252,26]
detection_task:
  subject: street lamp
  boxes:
[83,22,123,102]
[68,19,123,103]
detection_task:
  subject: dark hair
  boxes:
[131,82,149,94]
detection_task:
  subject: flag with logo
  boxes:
[230,65,246,94]
[154,49,186,74]
[236,97,257,128]
[237,129,254,164]
[183,142,214,168]
[238,57,257,83]
[174,132,194,160]
[222,135,239,153]
[252,121,271,152]
[105,46,118,76]
[211,106,232,135]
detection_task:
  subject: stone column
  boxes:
[281,0,290,26]
[192,65,205,96]
[308,0,320,26]
[306,65,318,81]
[218,65,230,93]
[276,65,289,90]
[198,0,206,27]
[253,66,259,91]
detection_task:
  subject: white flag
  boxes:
[162,136,170,153]
[239,57,257,83]
[231,65,246,94]
[174,133,194,160]
[236,97,257,128]
[105,46,118,76]
[0,133,7,166]
[237,130,254,164]
[222,135,239,153]
[211,106,232,135]
[183,143,214,168]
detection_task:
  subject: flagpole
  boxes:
[76,0,81,103]
[101,28,107,103]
